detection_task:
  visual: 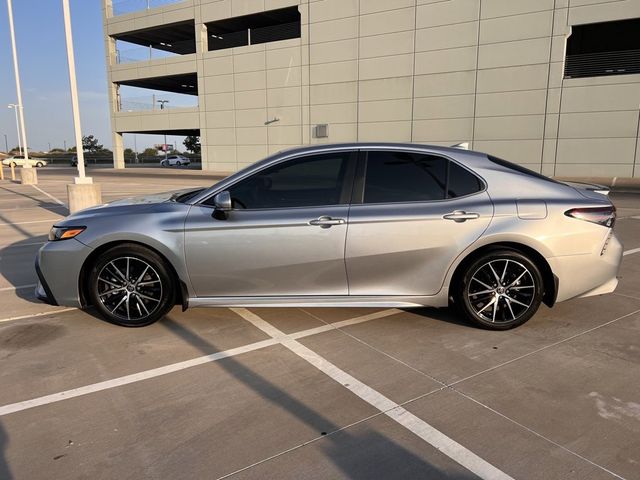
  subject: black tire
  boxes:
[176,160,182,166]
[11,162,17,167]
[87,244,175,327]
[454,249,544,330]
[36,162,43,168]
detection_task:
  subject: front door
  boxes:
[345,150,493,296]
[184,151,356,297]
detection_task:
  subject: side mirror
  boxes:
[214,191,232,211]
[212,191,232,220]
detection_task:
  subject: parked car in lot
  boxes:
[70,155,87,167]
[2,155,47,167]
[160,154,190,167]
[36,143,622,329]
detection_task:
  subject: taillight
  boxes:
[565,206,616,228]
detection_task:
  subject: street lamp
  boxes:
[156,100,169,164]
[6,0,33,182]
[3,134,8,153]
[7,104,22,156]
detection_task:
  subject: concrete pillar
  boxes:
[67,179,102,213]
[112,131,125,169]
[20,167,38,185]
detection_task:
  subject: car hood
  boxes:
[57,187,202,224]
[107,187,202,206]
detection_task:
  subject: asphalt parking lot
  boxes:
[0,166,639,480]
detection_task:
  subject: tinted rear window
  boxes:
[487,155,560,183]
[447,161,483,198]
[364,151,447,203]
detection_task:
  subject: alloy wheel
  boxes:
[96,256,163,322]
[467,259,536,323]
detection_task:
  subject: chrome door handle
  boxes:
[309,216,346,228]
[443,211,480,222]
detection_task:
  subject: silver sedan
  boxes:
[36,143,622,330]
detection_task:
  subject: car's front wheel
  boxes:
[176,160,182,166]
[36,162,44,167]
[455,249,543,330]
[87,244,175,327]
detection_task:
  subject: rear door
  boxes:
[345,149,493,296]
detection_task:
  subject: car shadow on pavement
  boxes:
[159,316,476,479]
[0,422,12,480]
[0,233,49,305]
[408,307,472,328]
[0,186,68,217]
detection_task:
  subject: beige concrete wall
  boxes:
[104,0,640,176]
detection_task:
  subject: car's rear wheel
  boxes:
[36,162,43,167]
[455,250,543,330]
[11,162,17,167]
[176,160,182,166]
[87,244,175,327]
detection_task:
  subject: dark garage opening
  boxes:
[564,18,640,78]
[206,6,301,51]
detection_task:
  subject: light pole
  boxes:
[163,133,168,163]
[7,104,22,156]
[61,0,101,212]
[6,0,33,182]
[157,100,169,164]
[3,134,8,153]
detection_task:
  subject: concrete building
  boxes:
[102,0,640,177]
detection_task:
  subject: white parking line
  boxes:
[0,283,36,292]
[0,338,278,416]
[0,308,76,324]
[232,308,513,480]
[0,219,60,226]
[30,184,68,207]
[0,309,400,415]
[0,205,67,212]
[623,247,640,256]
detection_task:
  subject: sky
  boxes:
[0,0,185,153]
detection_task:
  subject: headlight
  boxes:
[48,226,86,241]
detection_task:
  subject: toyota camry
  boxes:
[35,143,622,330]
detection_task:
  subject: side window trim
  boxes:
[350,150,367,205]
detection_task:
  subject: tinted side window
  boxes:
[447,162,483,198]
[223,152,352,209]
[363,151,447,203]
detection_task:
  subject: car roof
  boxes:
[274,142,487,159]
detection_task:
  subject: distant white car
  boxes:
[160,154,190,167]
[2,155,47,167]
